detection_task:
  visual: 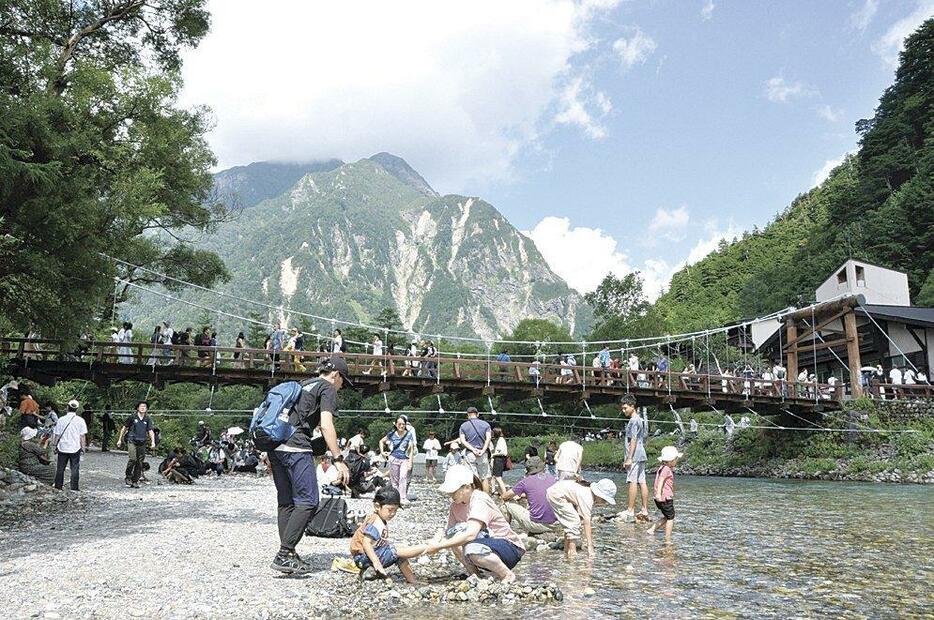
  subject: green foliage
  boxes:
[0,430,19,469]
[500,319,573,358]
[0,0,228,338]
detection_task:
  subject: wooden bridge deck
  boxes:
[14,338,924,414]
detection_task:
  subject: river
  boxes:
[423,471,934,618]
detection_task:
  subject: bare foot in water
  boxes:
[646,527,656,536]
[500,572,516,584]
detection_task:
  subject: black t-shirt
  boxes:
[124,414,154,444]
[282,379,338,451]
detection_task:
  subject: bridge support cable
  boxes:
[781,407,826,430]
[583,400,596,419]
[668,403,685,436]
[537,398,548,417]
[857,301,922,375]
[744,406,786,430]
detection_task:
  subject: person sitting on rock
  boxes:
[499,456,560,537]
[349,486,428,583]
[425,464,525,583]
[18,426,54,485]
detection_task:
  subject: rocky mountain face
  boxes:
[129,154,591,341]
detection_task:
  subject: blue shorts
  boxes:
[464,537,524,569]
[353,544,399,569]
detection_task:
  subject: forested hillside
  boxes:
[647,19,933,334]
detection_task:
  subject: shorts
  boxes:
[464,537,524,569]
[654,498,675,520]
[492,455,507,477]
[353,544,399,569]
[425,458,438,464]
[464,451,491,480]
[626,460,646,484]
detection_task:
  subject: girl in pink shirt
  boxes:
[647,445,682,540]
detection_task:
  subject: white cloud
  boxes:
[685,222,740,264]
[871,0,934,68]
[647,206,690,242]
[764,75,817,103]
[701,0,715,21]
[850,0,879,32]
[816,104,844,122]
[524,215,740,301]
[180,0,622,190]
[612,27,658,68]
[554,76,612,139]
[812,152,851,187]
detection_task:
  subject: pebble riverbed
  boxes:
[0,451,564,619]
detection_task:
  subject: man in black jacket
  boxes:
[269,357,352,575]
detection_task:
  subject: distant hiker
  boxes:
[367,333,384,375]
[497,349,511,380]
[490,427,509,497]
[349,486,428,582]
[331,328,345,354]
[422,431,442,482]
[117,401,156,488]
[268,356,350,575]
[422,340,438,379]
[621,394,649,520]
[99,407,116,452]
[285,328,305,371]
[19,392,40,429]
[689,418,698,437]
[544,440,557,476]
[160,321,174,364]
[195,420,212,447]
[234,332,246,368]
[147,325,162,365]
[529,359,541,385]
[458,407,492,493]
[647,446,682,540]
[52,400,88,491]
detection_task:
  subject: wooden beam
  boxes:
[786,321,798,384]
[794,337,850,354]
[784,307,850,350]
[844,309,863,396]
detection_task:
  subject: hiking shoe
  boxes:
[271,552,311,575]
[331,557,360,575]
[131,482,140,489]
[124,479,133,488]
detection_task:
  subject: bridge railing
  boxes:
[0,337,879,402]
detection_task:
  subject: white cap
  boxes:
[591,478,617,505]
[20,426,38,441]
[658,446,684,462]
[67,399,80,410]
[439,464,474,494]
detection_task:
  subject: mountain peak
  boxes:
[367,152,438,198]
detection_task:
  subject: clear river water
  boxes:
[420,471,934,619]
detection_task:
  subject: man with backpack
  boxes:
[260,356,353,575]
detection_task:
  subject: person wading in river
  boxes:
[269,356,351,575]
[621,394,649,520]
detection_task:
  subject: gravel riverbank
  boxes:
[0,451,563,619]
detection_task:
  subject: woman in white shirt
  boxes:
[491,427,509,497]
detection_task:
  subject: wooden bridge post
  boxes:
[843,309,863,397]
[786,320,798,398]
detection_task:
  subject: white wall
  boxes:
[815,260,911,306]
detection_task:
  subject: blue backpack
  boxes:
[249,381,305,451]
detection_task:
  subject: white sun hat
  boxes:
[658,446,684,462]
[591,478,617,505]
[439,464,475,494]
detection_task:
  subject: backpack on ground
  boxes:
[305,497,353,538]
[249,381,304,451]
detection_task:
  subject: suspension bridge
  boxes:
[2,337,900,415]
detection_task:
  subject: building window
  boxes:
[855,265,865,286]
[837,269,847,284]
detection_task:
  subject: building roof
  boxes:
[855,304,934,328]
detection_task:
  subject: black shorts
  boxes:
[654,498,675,520]
[492,455,507,477]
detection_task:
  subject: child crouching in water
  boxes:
[545,477,617,559]
[350,486,428,583]
[647,446,682,540]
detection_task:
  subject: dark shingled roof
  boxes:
[856,304,934,328]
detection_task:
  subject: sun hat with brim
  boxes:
[439,464,475,494]
[67,399,80,410]
[524,456,545,475]
[20,427,38,441]
[591,478,617,505]
[658,446,684,462]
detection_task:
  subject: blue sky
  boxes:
[181,0,932,297]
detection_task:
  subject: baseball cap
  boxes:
[466,406,479,415]
[323,356,354,388]
[439,464,474,494]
